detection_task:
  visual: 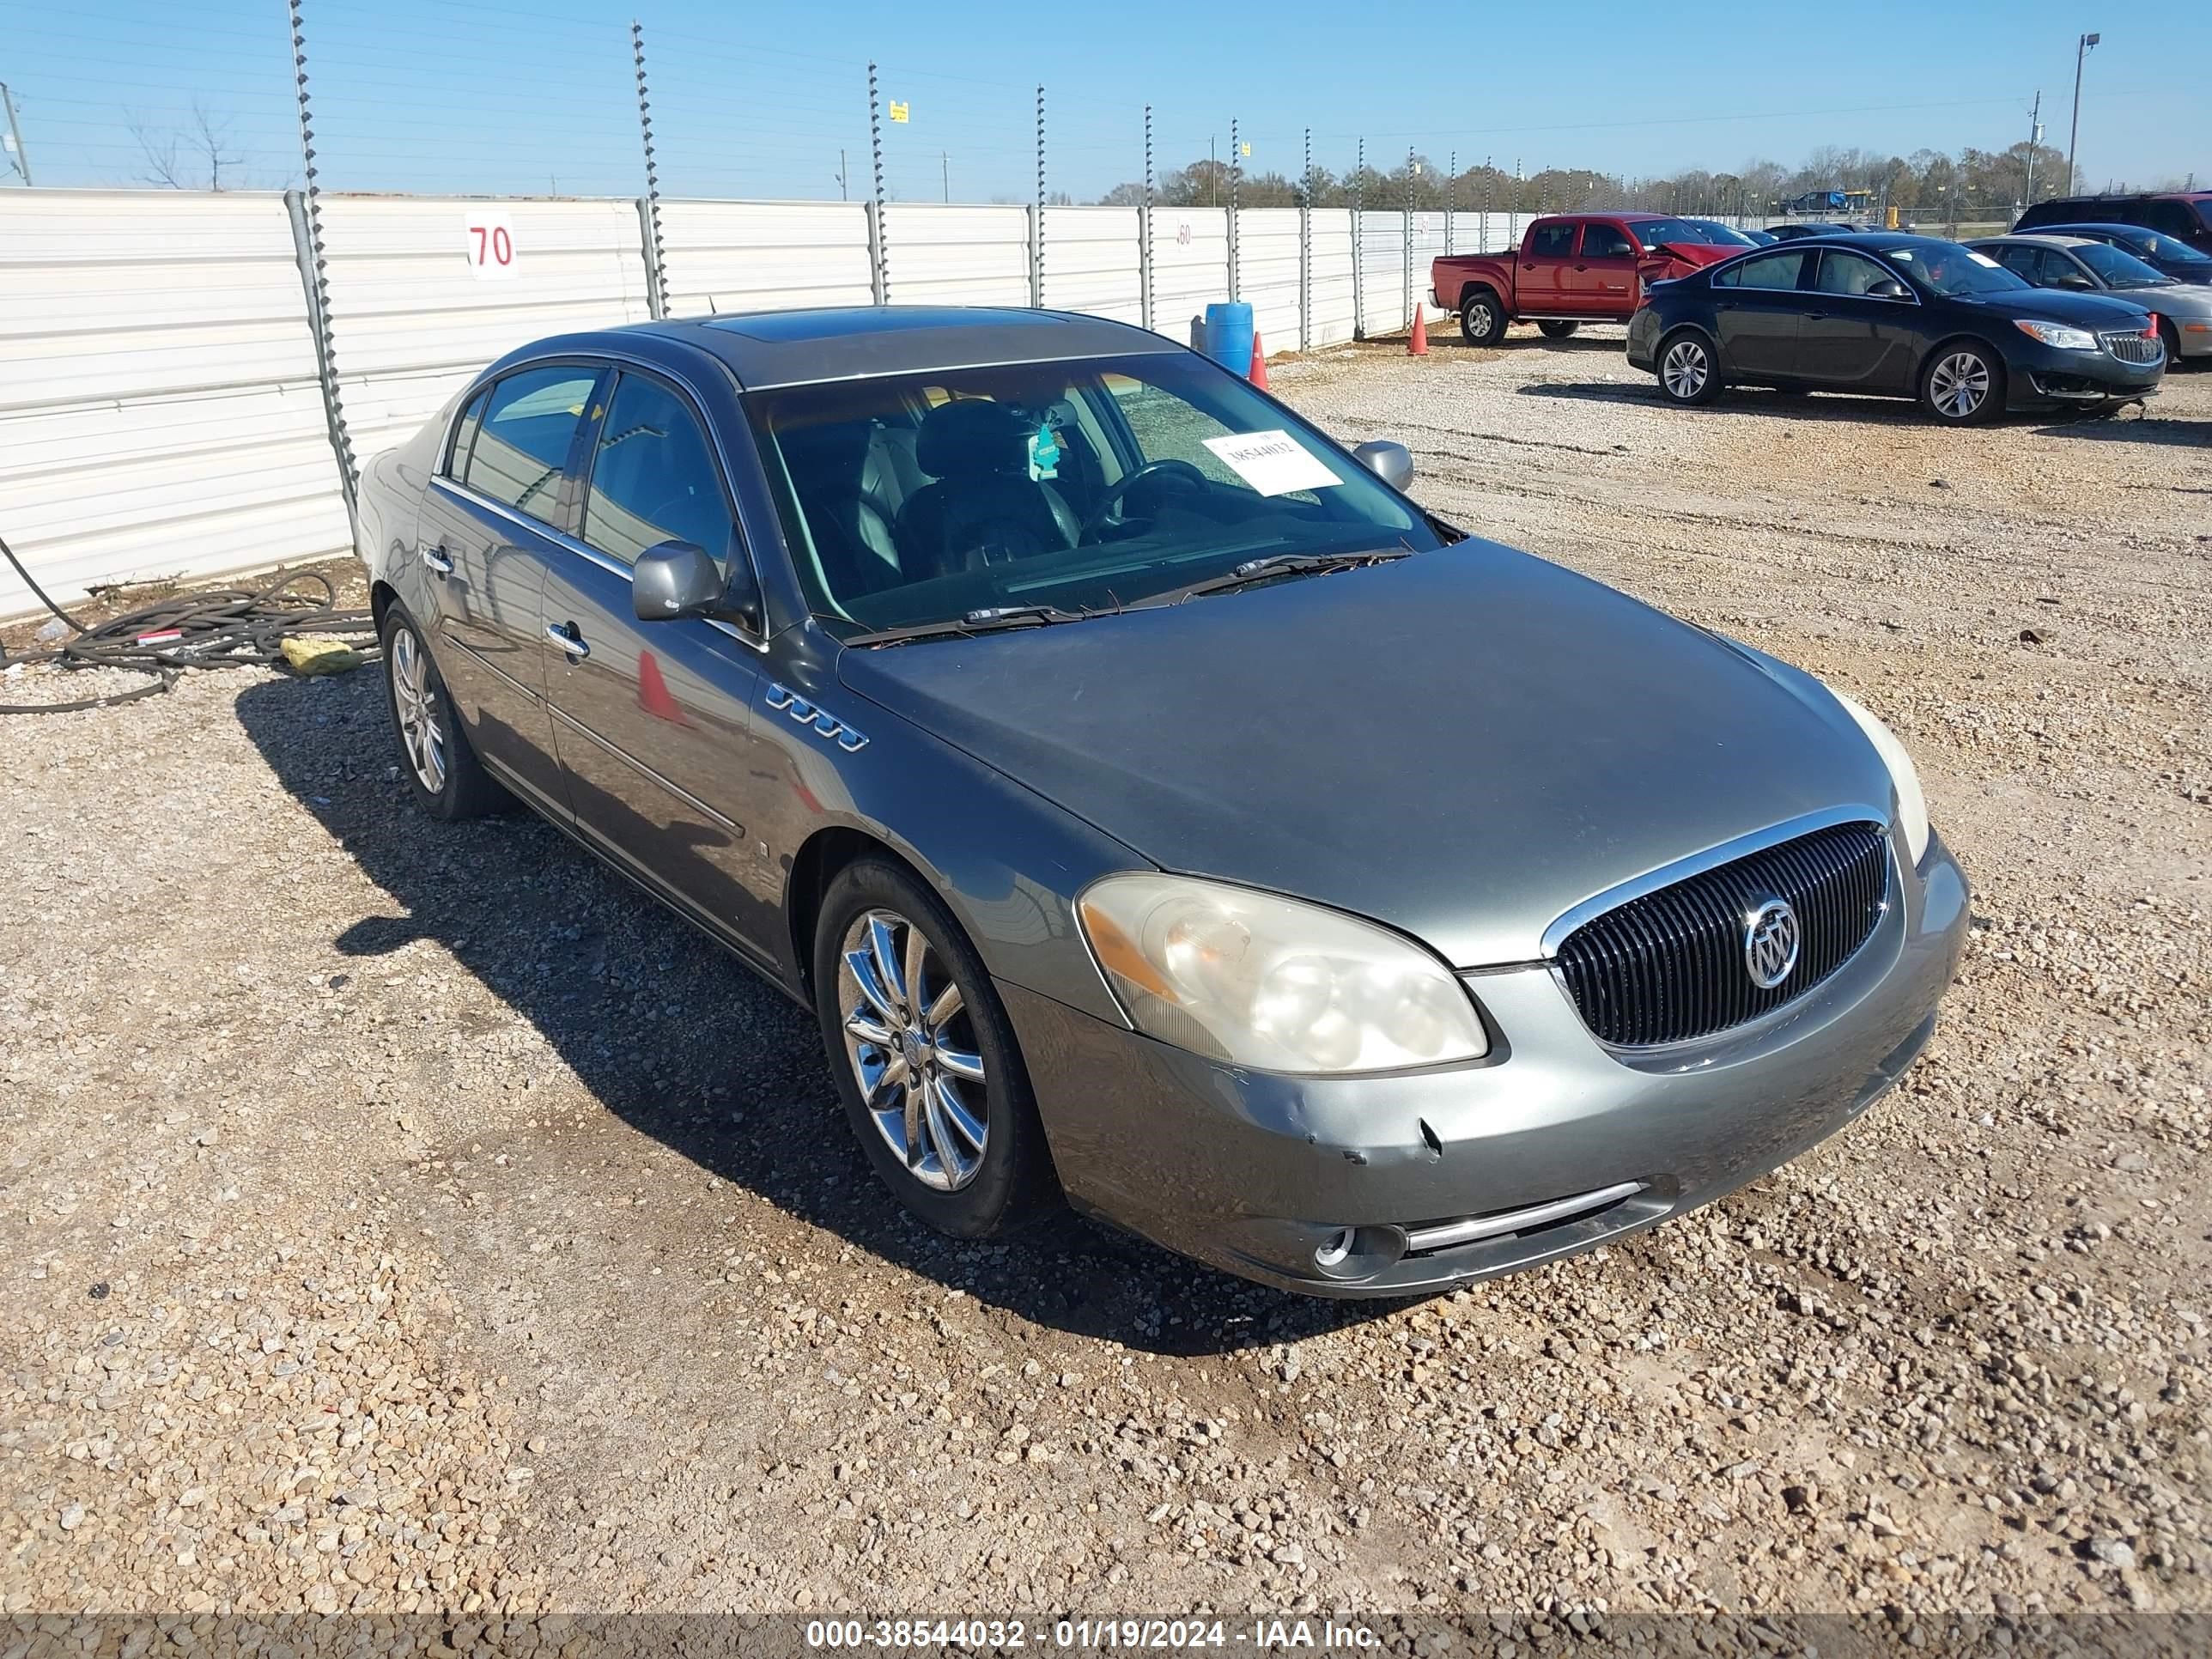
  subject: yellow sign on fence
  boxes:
[888,100,909,124]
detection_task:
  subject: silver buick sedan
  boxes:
[356,306,1969,1297]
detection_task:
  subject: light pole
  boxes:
[2067,31,2099,195]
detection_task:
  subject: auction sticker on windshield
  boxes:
[1201,429,1341,496]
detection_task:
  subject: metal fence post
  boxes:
[1447,149,1456,255]
[1139,105,1154,334]
[284,0,356,532]
[1031,84,1046,308]
[1352,136,1364,340]
[867,62,888,303]
[630,20,667,319]
[1227,115,1240,302]
[1480,154,1491,252]
[1298,126,1312,352]
[1403,144,1414,332]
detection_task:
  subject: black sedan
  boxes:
[1762,222,1869,241]
[1626,234,2165,424]
[2025,222,2212,286]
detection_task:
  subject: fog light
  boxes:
[1314,1228,1355,1269]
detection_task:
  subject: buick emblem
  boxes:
[1743,898,1801,990]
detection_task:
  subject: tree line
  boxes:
[1098,138,2185,219]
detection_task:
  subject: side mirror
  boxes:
[1868,278,1911,301]
[633,540,727,623]
[1352,440,1414,491]
[2055,272,2094,290]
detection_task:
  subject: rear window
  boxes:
[463,366,600,524]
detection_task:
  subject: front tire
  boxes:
[2156,317,2182,368]
[1459,288,1508,346]
[1537,319,1580,339]
[1921,341,2004,425]
[380,605,507,821]
[812,857,1058,1239]
[1656,329,1723,405]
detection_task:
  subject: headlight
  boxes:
[2014,319,2099,351]
[1829,690,1931,866]
[1077,874,1488,1073]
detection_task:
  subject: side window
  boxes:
[1814,250,1901,295]
[1528,222,1577,258]
[446,386,490,478]
[2143,202,2195,236]
[1580,222,1635,259]
[580,371,737,570]
[1713,250,1808,291]
[463,366,599,523]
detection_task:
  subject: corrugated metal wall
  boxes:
[1308,210,1357,347]
[1148,207,1229,347]
[3,187,1559,618]
[883,205,1031,307]
[1039,206,1142,325]
[316,196,655,470]
[0,190,351,618]
[660,200,872,318]
[1237,210,1302,358]
[1409,212,1449,320]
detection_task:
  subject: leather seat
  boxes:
[897,400,1079,578]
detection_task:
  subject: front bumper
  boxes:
[1006,830,1969,1297]
[2004,337,2164,407]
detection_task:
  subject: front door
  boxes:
[415,362,604,817]
[1708,246,1813,379]
[1796,249,1921,391]
[1567,220,1640,318]
[1517,220,1578,314]
[538,365,782,963]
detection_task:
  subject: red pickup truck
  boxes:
[1431,213,1752,345]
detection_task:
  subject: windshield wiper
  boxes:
[1152,548,1410,605]
[840,603,1097,648]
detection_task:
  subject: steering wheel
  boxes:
[1078,459,1210,544]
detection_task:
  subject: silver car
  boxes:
[356,307,1969,1297]
[1971,233,2212,362]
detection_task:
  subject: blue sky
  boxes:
[3,1,2204,201]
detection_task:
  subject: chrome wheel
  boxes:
[388,624,447,794]
[1464,300,1495,337]
[1929,351,1990,419]
[838,908,988,1192]
[1662,337,1710,399]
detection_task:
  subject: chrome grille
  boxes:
[1553,821,1891,1048]
[2102,331,2162,365]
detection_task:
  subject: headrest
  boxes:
[915,398,1028,478]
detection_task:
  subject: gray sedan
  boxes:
[356,307,1968,1297]
[1972,233,2212,362]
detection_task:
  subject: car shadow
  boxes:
[2029,411,2212,447]
[233,671,1405,1358]
[1526,378,2199,435]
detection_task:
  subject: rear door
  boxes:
[538,362,785,963]
[415,362,604,817]
[1568,220,1640,317]
[1707,246,1812,378]
[1516,220,1578,314]
[1797,248,1921,391]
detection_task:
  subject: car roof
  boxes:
[1972,234,2094,249]
[564,305,1182,392]
[2029,222,2150,238]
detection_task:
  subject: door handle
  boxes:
[1573,263,1589,271]
[1805,311,1827,320]
[418,544,453,576]
[545,622,589,660]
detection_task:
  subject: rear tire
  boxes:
[380,605,507,821]
[1920,341,2004,426]
[1459,288,1508,346]
[1537,320,1580,339]
[1655,329,1723,406]
[811,857,1060,1240]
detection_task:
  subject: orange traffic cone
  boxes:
[1248,328,1270,390]
[1408,307,1430,356]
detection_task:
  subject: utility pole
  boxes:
[838,149,848,201]
[2067,32,2100,195]
[1,82,31,185]
[2024,89,2042,209]
[1208,136,1216,207]
[940,150,948,204]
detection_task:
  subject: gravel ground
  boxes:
[3,336,2208,1632]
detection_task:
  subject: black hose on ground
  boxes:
[1,531,376,715]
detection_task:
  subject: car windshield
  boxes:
[1635,218,1754,247]
[1884,243,2030,295]
[2071,241,2173,286]
[744,352,1445,637]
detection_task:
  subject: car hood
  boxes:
[1956,286,2151,327]
[2118,282,2212,319]
[835,543,1894,967]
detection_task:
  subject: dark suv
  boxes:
[2014,192,2212,254]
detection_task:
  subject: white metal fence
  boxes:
[3,185,1561,619]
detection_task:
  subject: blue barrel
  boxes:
[1202,301,1255,378]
